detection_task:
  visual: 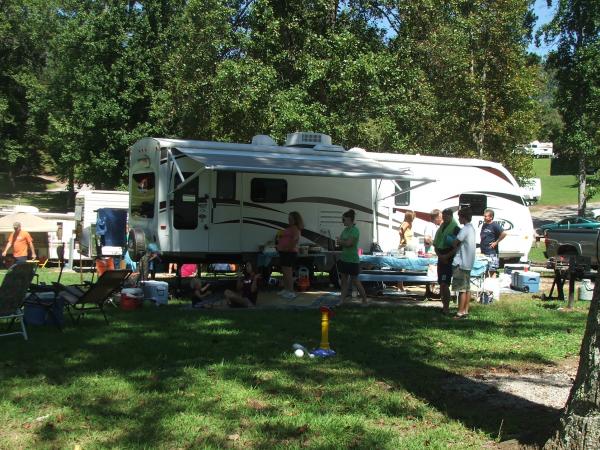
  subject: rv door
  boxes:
[172,172,210,252]
[209,171,241,252]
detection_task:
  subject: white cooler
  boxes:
[141,281,169,305]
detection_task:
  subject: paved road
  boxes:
[529,202,600,230]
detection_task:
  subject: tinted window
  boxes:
[459,194,487,216]
[174,172,198,230]
[217,171,236,200]
[394,180,410,206]
[131,172,155,218]
[251,178,287,203]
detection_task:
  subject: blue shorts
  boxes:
[484,254,499,272]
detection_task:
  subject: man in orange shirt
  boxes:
[2,222,36,264]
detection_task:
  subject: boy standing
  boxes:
[450,208,476,319]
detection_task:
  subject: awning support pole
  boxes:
[379,180,435,202]
[168,149,206,195]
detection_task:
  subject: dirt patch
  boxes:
[449,357,579,449]
[464,357,578,411]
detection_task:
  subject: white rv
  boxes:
[369,153,535,262]
[127,133,533,270]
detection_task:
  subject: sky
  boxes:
[529,0,557,56]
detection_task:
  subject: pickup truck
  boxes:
[545,228,600,268]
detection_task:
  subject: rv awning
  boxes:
[173,147,432,181]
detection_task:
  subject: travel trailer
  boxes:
[127,133,533,271]
[74,190,129,257]
[369,153,535,262]
[521,141,554,158]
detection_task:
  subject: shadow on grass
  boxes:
[0,302,584,447]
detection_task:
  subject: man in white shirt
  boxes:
[449,207,476,318]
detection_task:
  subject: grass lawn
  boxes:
[0,269,590,448]
[532,158,600,206]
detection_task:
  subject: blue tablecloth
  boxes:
[359,255,437,271]
[359,255,488,275]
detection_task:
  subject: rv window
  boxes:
[131,172,155,218]
[174,172,198,230]
[459,194,487,215]
[216,172,236,200]
[394,180,410,206]
[251,178,287,203]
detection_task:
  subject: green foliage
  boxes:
[541,0,600,210]
[4,0,545,188]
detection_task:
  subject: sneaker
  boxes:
[283,291,297,300]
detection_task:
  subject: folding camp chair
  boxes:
[0,263,37,340]
[24,246,68,330]
[57,269,131,324]
[469,259,489,298]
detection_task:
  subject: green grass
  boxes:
[0,269,590,448]
[533,159,600,206]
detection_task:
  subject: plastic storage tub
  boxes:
[141,281,169,305]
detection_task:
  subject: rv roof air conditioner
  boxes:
[285,132,344,152]
[251,135,277,146]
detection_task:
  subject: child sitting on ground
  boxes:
[190,278,213,308]
[224,262,260,308]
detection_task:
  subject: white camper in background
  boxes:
[74,190,129,257]
[127,133,533,270]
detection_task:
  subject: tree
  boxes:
[364,0,539,179]
[544,278,600,448]
[541,0,600,216]
[0,0,53,188]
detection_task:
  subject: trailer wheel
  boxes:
[128,228,146,262]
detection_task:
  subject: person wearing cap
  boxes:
[433,208,460,314]
[2,222,36,264]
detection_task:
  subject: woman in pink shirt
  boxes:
[277,211,304,300]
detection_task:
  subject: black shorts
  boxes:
[338,261,360,276]
[279,251,297,268]
[437,261,453,284]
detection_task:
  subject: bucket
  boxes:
[120,288,143,310]
[578,279,594,301]
[296,266,310,291]
[96,257,115,276]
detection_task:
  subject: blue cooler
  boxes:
[510,271,540,293]
[24,293,64,326]
[141,280,169,305]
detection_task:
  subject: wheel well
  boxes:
[556,245,578,256]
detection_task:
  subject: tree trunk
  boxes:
[578,156,587,216]
[544,273,600,449]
